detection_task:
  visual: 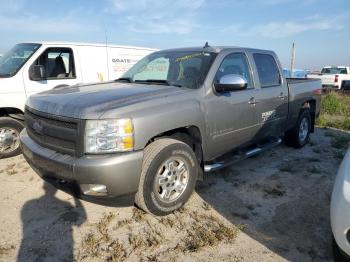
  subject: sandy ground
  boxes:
[0,127,349,262]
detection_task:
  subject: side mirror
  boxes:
[29,65,46,81]
[214,74,248,93]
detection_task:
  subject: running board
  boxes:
[204,138,282,172]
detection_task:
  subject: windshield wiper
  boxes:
[115,77,133,83]
[135,79,183,87]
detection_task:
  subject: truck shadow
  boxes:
[196,127,348,261]
[17,182,86,262]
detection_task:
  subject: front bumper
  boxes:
[20,129,143,200]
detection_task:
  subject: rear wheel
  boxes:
[285,109,311,148]
[135,138,198,216]
[0,117,24,159]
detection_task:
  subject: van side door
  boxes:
[204,51,260,160]
[251,52,289,139]
[23,47,80,97]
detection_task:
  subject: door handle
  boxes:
[248,97,259,105]
[278,93,285,100]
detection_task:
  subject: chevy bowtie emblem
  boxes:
[33,121,43,134]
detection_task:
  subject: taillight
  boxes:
[313,88,322,95]
[335,75,339,83]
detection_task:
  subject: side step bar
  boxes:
[204,138,282,172]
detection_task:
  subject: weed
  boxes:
[308,139,316,146]
[106,240,127,262]
[96,212,116,241]
[263,185,285,197]
[246,204,255,211]
[333,150,345,160]
[159,216,175,228]
[307,157,321,162]
[331,135,350,149]
[325,131,336,137]
[312,148,322,154]
[279,163,295,173]
[0,245,15,257]
[307,165,322,174]
[182,214,240,252]
[114,219,131,229]
[202,201,211,211]
[129,225,163,250]
[81,233,101,258]
[132,207,146,222]
[6,169,17,175]
[316,92,350,131]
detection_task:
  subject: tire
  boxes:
[135,138,198,216]
[284,109,311,148]
[0,117,24,159]
[333,237,350,262]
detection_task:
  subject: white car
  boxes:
[331,147,350,261]
[307,66,350,90]
[0,42,157,158]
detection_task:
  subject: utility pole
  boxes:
[290,42,296,78]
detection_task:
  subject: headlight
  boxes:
[85,119,134,153]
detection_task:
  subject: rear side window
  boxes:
[253,54,281,87]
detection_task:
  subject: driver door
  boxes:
[204,52,260,159]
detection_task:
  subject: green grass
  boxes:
[316,92,350,131]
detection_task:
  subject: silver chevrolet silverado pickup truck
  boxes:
[20,45,321,215]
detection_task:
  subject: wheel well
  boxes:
[302,100,316,132]
[0,108,24,121]
[146,126,204,180]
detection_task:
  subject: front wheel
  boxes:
[0,117,24,159]
[285,109,311,148]
[135,138,198,216]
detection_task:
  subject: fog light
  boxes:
[80,184,107,196]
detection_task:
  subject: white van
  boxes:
[0,42,157,158]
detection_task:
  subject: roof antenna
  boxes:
[203,42,210,48]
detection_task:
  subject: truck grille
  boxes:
[25,108,81,156]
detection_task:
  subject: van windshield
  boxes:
[321,67,348,74]
[0,43,41,78]
[121,51,217,89]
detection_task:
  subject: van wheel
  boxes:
[285,109,311,148]
[135,138,198,216]
[0,117,24,159]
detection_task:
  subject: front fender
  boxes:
[132,99,205,151]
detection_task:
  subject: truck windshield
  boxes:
[0,43,41,78]
[121,51,217,89]
[321,67,348,74]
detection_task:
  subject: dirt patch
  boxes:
[0,128,348,261]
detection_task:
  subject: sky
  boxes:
[0,0,349,70]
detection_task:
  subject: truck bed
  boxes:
[286,77,321,131]
[286,78,321,85]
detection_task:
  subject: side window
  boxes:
[253,53,281,88]
[215,53,253,89]
[32,48,76,80]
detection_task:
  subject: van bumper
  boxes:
[20,129,143,202]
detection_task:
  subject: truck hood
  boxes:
[26,81,190,119]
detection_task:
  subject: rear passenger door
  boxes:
[252,53,288,139]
